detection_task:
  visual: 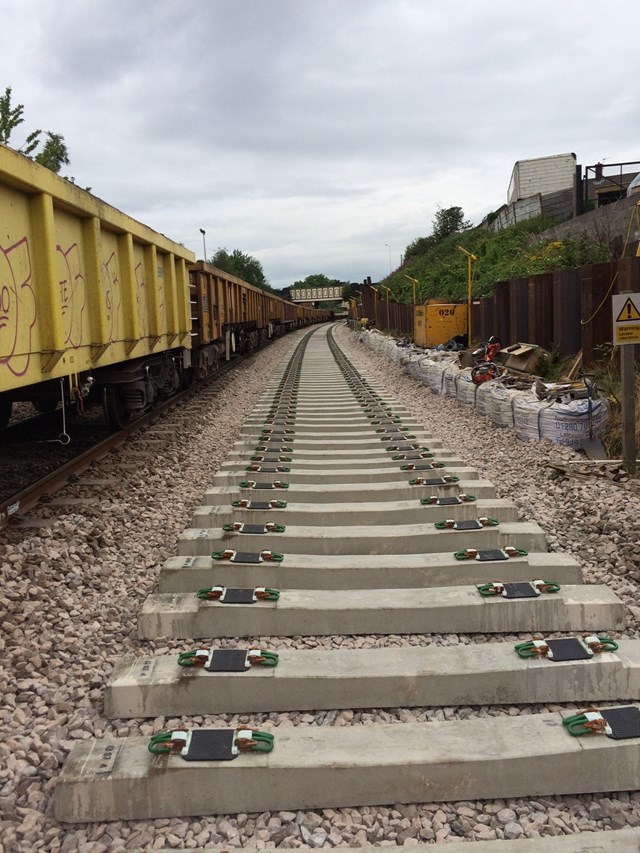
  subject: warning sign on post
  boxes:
[612,293,640,345]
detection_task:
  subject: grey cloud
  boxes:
[1,0,639,288]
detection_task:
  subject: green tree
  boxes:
[432,206,471,244]
[34,131,70,173]
[212,247,272,291]
[403,207,471,263]
[293,273,334,289]
[0,86,70,173]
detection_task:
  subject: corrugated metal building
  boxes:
[507,153,577,203]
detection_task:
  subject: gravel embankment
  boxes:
[1,323,639,851]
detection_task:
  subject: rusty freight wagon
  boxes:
[188,261,297,377]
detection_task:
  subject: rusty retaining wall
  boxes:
[473,257,640,366]
[354,258,640,366]
[357,285,414,336]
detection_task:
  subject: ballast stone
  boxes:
[158,551,584,592]
[137,584,624,639]
[54,708,640,822]
[105,639,640,718]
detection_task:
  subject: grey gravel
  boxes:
[1,323,639,851]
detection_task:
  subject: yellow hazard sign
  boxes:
[616,298,640,322]
[613,293,640,345]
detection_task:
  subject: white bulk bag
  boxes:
[415,355,434,386]
[512,397,548,442]
[443,362,461,397]
[404,353,420,377]
[488,383,526,428]
[424,360,448,394]
[541,398,609,447]
[513,396,610,447]
[475,380,497,417]
[455,368,477,407]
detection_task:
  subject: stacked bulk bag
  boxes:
[424,357,450,395]
[381,338,396,359]
[513,396,610,448]
[487,383,531,428]
[475,380,496,417]
[404,352,420,377]
[366,332,380,352]
[358,330,371,348]
[389,344,404,364]
[366,330,385,354]
[455,368,477,407]
[398,345,422,367]
[414,355,433,386]
[542,398,609,447]
[512,397,550,442]
[351,328,611,452]
[443,362,461,397]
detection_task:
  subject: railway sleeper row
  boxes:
[54,325,639,833]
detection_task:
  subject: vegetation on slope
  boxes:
[385,207,611,304]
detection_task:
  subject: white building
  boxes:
[508,153,577,203]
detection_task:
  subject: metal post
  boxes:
[467,255,473,345]
[621,340,637,475]
[199,228,207,261]
[456,245,476,345]
[403,274,419,307]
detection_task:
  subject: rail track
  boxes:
[0,343,280,531]
[3,323,640,851]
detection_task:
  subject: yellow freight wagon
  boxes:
[414,303,468,348]
[0,144,194,426]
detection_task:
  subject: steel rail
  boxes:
[0,332,313,530]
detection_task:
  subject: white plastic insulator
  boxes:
[236,729,253,742]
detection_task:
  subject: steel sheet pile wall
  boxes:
[472,257,640,365]
[357,285,413,336]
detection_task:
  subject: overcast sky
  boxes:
[1,0,639,288]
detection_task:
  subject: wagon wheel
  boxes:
[103,386,130,431]
[209,351,221,377]
[0,398,12,430]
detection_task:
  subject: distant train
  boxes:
[0,144,330,430]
